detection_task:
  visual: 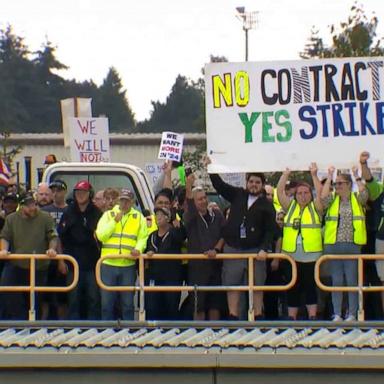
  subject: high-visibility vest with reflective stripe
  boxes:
[100,208,142,267]
[324,193,366,245]
[282,200,323,253]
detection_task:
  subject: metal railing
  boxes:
[95,253,297,321]
[315,254,384,321]
[0,254,79,321]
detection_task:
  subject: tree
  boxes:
[0,26,31,133]
[0,27,137,133]
[94,67,135,132]
[301,3,384,59]
[0,131,23,171]
[138,74,204,133]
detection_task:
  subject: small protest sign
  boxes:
[144,163,164,185]
[68,117,110,162]
[158,132,184,162]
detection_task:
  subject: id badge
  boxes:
[240,223,247,239]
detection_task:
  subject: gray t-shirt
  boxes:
[285,234,322,263]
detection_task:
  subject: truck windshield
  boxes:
[50,171,145,210]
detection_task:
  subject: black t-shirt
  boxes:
[146,226,186,282]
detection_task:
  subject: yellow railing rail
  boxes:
[315,254,384,321]
[95,253,297,321]
[0,254,79,321]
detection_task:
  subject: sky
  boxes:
[1,0,383,121]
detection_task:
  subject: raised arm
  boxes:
[320,166,335,209]
[183,173,199,224]
[360,151,373,182]
[205,156,239,203]
[351,165,369,206]
[309,162,323,214]
[276,169,292,212]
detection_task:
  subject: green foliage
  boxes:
[301,2,384,58]
[0,26,135,133]
[137,75,204,133]
[137,55,229,134]
[93,67,136,132]
[0,131,23,171]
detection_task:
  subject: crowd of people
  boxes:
[0,151,383,322]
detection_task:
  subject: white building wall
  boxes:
[7,133,205,189]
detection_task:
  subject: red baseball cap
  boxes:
[74,180,92,191]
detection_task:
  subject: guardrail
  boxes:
[0,254,79,321]
[315,254,384,321]
[95,253,297,321]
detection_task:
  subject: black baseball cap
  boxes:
[49,179,67,191]
[18,192,36,205]
[3,193,18,203]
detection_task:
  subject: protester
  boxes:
[96,188,148,320]
[41,179,68,320]
[145,206,186,320]
[93,190,106,212]
[321,166,368,321]
[184,172,226,320]
[360,151,384,316]
[103,187,120,211]
[0,192,58,319]
[43,180,68,225]
[208,157,275,320]
[277,164,323,320]
[58,180,102,320]
[36,182,53,208]
[2,193,18,219]
[147,188,175,234]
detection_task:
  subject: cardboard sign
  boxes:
[144,163,164,185]
[205,57,384,173]
[61,98,92,148]
[158,131,184,162]
[220,173,246,188]
[68,117,110,162]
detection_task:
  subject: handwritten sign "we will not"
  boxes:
[69,117,110,162]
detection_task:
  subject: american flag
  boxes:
[0,158,12,185]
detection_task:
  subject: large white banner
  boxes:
[205,57,384,173]
[68,117,110,162]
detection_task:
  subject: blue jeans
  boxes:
[0,262,47,320]
[67,269,100,320]
[325,243,360,318]
[101,264,136,320]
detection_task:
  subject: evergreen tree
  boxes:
[0,26,31,133]
[138,74,205,133]
[94,67,135,132]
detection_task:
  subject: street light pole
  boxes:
[236,7,259,61]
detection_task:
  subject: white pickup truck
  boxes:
[42,162,154,211]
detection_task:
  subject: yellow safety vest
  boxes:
[96,206,148,267]
[282,200,323,253]
[273,188,283,212]
[147,214,158,235]
[324,193,366,245]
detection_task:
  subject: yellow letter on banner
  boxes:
[235,71,250,107]
[212,73,233,108]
